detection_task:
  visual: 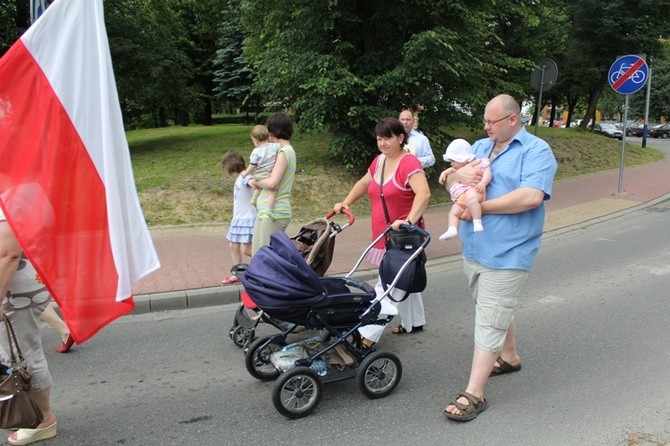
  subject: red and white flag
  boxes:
[0,0,160,343]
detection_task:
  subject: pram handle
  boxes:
[326,208,355,225]
[396,223,430,238]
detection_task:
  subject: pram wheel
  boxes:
[245,336,285,381]
[231,325,254,348]
[272,366,323,419]
[356,351,402,399]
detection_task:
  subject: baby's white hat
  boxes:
[443,138,475,163]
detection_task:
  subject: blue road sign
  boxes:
[609,55,648,95]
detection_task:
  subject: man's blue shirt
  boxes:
[407,129,435,168]
[460,127,558,271]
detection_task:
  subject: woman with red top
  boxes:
[333,117,430,346]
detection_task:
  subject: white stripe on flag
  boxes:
[0,0,160,342]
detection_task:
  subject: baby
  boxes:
[438,139,492,241]
[242,125,280,211]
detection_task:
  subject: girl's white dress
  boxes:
[226,174,256,243]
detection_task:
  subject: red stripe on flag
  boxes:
[0,41,133,343]
[611,58,644,90]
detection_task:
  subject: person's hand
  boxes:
[474,183,485,194]
[333,203,348,214]
[391,219,407,231]
[438,169,450,185]
[248,178,257,188]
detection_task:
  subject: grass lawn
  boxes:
[127,125,664,227]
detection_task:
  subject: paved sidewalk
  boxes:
[131,157,670,314]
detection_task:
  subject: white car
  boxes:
[594,123,623,140]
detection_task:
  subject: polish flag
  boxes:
[0,0,160,343]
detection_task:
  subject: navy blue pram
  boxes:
[241,225,430,419]
[228,211,354,349]
[242,230,380,327]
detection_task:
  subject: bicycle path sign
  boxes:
[608,55,648,94]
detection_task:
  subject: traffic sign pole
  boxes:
[530,59,558,135]
[642,63,652,148]
[608,55,649,195]
[534,66,545,136]
[619,95,629,194]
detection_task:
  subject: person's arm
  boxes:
[254,151,286,190]
[333,173,372,213]
[0,221,22,319]
[446,160,483,188]
[475,167,493,194]
[241,164,257,178]
[415,137,435,168]
[391,171,430,230]
[481,187,545,215]
[438,167,455,185]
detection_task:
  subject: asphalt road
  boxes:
[36,193,670,446]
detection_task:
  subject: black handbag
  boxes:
[0,318,44,429]
[378,156,427,301]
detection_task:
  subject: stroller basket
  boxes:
[291,218,334,276]
[290,209,355,276]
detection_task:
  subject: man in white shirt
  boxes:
[399,109,435,168]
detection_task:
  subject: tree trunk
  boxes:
[357,0,377,53]
[203,99,212,126]
[581,73,607,131]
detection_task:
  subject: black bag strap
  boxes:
[3,317,26,366]
[381,279,411,303]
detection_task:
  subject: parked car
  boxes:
[625,123,645,137]
[649,123,670,138]
[594,123,623,140]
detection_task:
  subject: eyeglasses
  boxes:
[483,114,512,126]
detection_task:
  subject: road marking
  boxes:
[537,295,566,304]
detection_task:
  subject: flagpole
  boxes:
[30,0,49,24]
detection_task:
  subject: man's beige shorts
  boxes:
[463,258,529,353]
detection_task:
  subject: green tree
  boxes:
[212,0,258,120]
[241,0,549,170]
[569,0,669,129]
[106,0,194,128]
[172,0,227,125]
[0,2,19,56]
[1,0,34,56]
[629,43,670,122]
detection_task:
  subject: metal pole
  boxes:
[642,62,652,148]
[618,95,628,194]
[534,64,546,136]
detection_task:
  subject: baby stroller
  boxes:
[241,223,431,418]
[228,210,355,350]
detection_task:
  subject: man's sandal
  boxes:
[490,356,522,376]
[444,392,488,422]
